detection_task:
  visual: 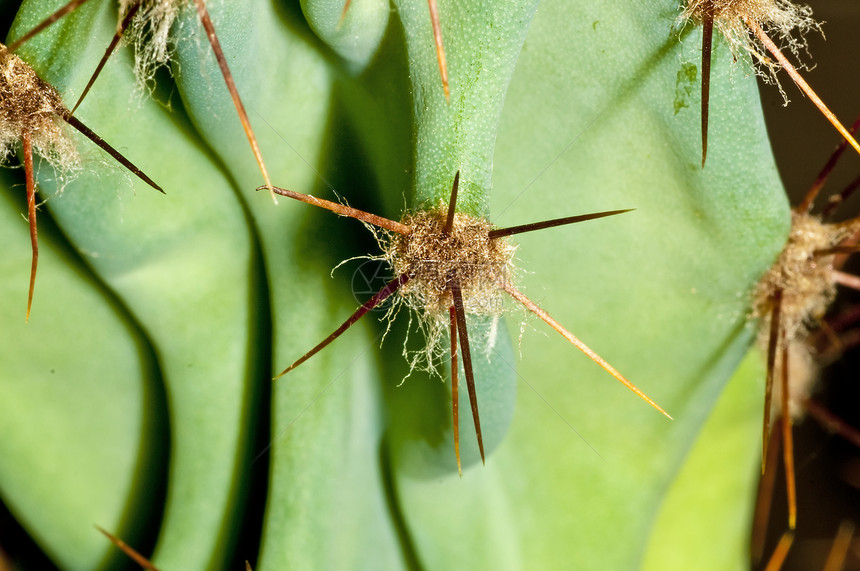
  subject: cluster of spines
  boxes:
[749,112,860,569]
[264,172,670,475]
[677,3,860,567]
[687,0,860,167]
[4,0,280,320]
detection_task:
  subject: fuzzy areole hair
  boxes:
[683,0,818,86]
[375,204,517,375]
[387,205,516,315]
[751,212,860,422]
[753,212,855,340]
[0,46,78,171]
[119,0,187,88]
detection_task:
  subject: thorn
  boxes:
[70,0,141,115]
[337,0,352,29]
[61,113,164,193]
[7,0,93,53]
[747,18,860,161]
[762,289,782,473]
[193,0,277,203]
[833,270,860,292]
[261,185,411,234]
[273,273,409,379]
[502,281,672,419]
[488,208,634,239]
[700,2,714,167]
[805,400,860,449]
[450,272,484,464]
[762,530,794,571]
[95,525,159,570]
[443,170,459,237]
[751,428,783,564]
[822,520,855,571]
[778,327,796,530]
[22,130,37,322]
[798,113,860,214]
[821,172,860,219]
[427,0,450,102]
[449,305,462,476]
[812,243,860,257]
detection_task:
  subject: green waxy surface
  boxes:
[0,168,156,571]
[9,1,259,568]
[0,0,793,568]
[392,0,540,215]
[642,349,765,571]
[384,314,518,477]
[382,0,788,568]
[301,0,389,69]
[168,1,404,567]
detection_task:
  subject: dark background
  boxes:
[755,1,860,569]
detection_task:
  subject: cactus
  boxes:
[3,0,835,569]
